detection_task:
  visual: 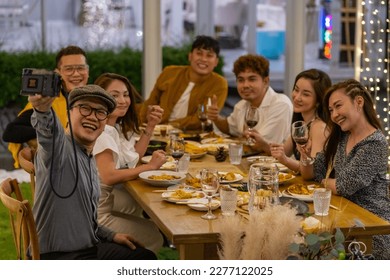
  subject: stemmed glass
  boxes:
[291,121,314,165]
[245,106,259,146]
[200,168,220,220]
[197,104,208,133]
[168,136,185,172]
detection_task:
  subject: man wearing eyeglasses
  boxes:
[3,45,89,168]
[29,84,156,259]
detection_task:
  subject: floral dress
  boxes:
[314,130,390,259]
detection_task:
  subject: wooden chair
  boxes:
[17,146,36,202]
[0,178,40,260]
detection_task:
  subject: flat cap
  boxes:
[68,84,116,113]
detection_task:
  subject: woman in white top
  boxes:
[248,69,331,173]
[93,73,166,253]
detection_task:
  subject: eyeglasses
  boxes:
[60,64,89,75]
[72,104,109,121]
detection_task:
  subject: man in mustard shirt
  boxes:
[2,45,89,168]
[139,35,228,131]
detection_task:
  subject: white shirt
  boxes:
[227,87,293,144]
[93,124,139,169]
[169,82,195,121]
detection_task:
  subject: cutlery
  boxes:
[330,204,340,211]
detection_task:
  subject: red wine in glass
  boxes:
[291,121,314,165]
[246,120,258,128]
[293,137,308,146]
[169,137,185,171]
[171,151,184,160]
[245,106,259,146]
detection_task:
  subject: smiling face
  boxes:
[105,79,131,120]
[69,98,108,151]
[292,78,318,117]
[57,54,89,91]
[188,48,219,77]
[328,89,362,132]
[236,69,269,107]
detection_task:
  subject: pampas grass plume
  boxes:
[219,204,302,260]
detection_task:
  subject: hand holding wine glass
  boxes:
[200,168,220,220]
[245,106,259,146]
[291,121,314,165]
[168,136,185,172]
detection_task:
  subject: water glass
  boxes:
[220,187,238,216]
[177,153,190,174]
[248,162,279,214]
[313,188,331,216]
[228,143,243,165]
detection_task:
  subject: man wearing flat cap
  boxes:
[29,85,156,260]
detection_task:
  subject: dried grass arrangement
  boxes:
[217,204,302,260]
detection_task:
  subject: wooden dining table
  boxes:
[125,152,390,260]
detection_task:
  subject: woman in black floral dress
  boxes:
[301,79,390,259]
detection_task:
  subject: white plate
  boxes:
[197,172,244,184]
[187,198,221,211]
[139,170,186,187]
[246,156,289,172]
[282,190,313,202]
[219,172,244,184]
[167,184,196,191]
[141,156,176,170]
[247,155,274,163]
[199,143,229,154]
[200,138,237,144]
[184,141,208,159]
[161,190,204,203]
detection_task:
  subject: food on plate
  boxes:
[219,172,236,181]
[170,189,195,199]
[185,177,201,188]
[278,173,294,182]
[287,184,314,195]
[237,192,250,207]
[184,142,206,154]
[148,173,181,180]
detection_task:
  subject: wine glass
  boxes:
[245,106,259,146]
[168,136,185,172]
[291,121,314,165]
[197,104,208,133]
[200,168,220,220]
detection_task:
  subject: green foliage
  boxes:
[0,51,55,108]
[0,46,224,108]
[288,228,346,260]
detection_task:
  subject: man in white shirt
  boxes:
[207,54,292,152]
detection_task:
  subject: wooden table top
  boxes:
[125,154,390,247]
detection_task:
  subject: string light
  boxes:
[359,0,389,163]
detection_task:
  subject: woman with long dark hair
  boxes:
[300,79,390,259]
[249,69,331,173]
[93,73,165,253]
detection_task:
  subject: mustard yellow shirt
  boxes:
[8,93,69,168]
[140,65,228,130]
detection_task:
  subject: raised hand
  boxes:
[28,95,56,113]
[146,105,164,128]
[149,150,167,169]
[206,95,219,121]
